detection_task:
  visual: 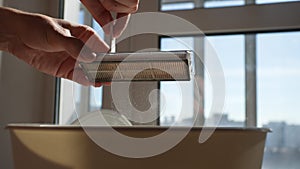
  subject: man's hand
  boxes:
[81,0,139,37]
[0,7,109,86]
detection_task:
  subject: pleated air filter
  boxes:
[79,51,192,82]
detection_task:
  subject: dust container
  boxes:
[7,124,269,169]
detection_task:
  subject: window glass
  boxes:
[205,35,245,127]
[89,86,103,112]
[256,0,300,4]
[204,0,244,8]
[257,31,300,169]
[160,0,300,11]
[160,0,244,11]
[160,37,195,126]
[92,19,105,38]
[161,2,195,11]
[160,35,245,127]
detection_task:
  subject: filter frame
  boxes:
[79,51,192,82]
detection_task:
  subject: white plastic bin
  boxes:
[7,124,270,169]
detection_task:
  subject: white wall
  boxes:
[0,0,59,168]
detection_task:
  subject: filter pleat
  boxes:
[80,51,191,82]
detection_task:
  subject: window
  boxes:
[160,35,245,127]
[60,1,300,168]
[160,37,195,126]
[157,1,300,168]
[161,0,300,11]
[257,32,300,127]
[257,31,300,169]
[161,0,245,11]
[257,0,299,4]
[205,35,245,126]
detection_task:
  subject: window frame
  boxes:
[158,0,300,127]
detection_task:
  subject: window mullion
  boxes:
[245,34,257,127]
[193,36,205,126]
[245,0,257,128]
[165,2,300,34]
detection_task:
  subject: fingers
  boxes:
[8,41,92,86]
[54,34,96,63]
[81,0,138,36]
[53,20,111,63]
[115,0,139,9]
[81,0,112,29]
[56,57,103,87]
[67,68,92,86]
[99,0,137,36]
[68,69,104,87]
[58,20,95,42]
[58,20,109,52]
[100,0,138,13]
[99,13,131,38]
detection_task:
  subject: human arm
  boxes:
[0,6,109,86]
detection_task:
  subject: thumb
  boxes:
[57,20,110,52]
